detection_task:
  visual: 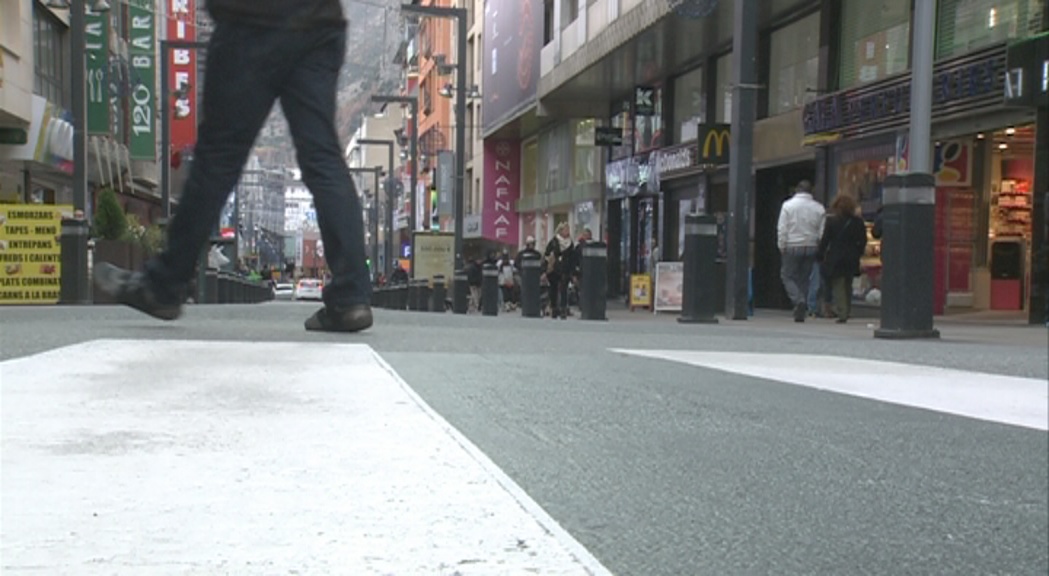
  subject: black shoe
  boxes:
[93,262,182,321]
[836,317,848,324]
[793,302,806,323]
[304,304,373,333]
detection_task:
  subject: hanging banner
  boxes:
[129,0,156,160]
[0,205,72,305]
[85,8,109,134]
[168,0,197,153]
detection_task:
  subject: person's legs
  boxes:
[279,28,370,312]
[780,251,803,306]
[832,276,849,321]
[95,22,282,319]
[558,278,570,319]
[548,273,560,316]
[807,261,821,315]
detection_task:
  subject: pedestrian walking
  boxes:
[544,223,577,320]
[777,180,825,322]
[93,0,372,332]
[817,194,867,323]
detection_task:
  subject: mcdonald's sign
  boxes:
[698,124,730,165]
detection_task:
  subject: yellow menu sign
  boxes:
[0,205,71,305]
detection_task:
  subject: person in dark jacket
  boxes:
[544,223,577,319]
[817,194,868,323]
[94,0,373,333]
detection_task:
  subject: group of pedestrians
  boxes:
[777,180,868,323]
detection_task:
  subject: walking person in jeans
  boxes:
[817,194,868,323]
[94,0,373,332]
[777,180,825,322]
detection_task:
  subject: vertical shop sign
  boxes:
[129,0,156,160]
[168,0,197,152]
[482,140,521,243]
[85,8,109,134]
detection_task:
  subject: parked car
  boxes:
[294,278,323,301]
[273,283,294,300]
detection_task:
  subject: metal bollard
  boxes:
[60,218,91,305]
[453,270,469,314]
[416,279,432,312]
[875,173,940,339]
[407,279,421,311]
[381,287,394,309]
[482,262,499,316]
[580,242,608,320]
[205,270,218,304]
[394,283,409,310]
[431,275,447,312]
[678,213,720,324]
[519,253,542,318]
[234,278,245,303]
[217,272,230,304]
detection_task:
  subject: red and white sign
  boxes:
[168,0,197,154]
[482,140,521,244]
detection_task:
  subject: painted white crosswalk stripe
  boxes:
[1,340,610,575]
[612,349,1048,431]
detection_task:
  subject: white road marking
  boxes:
[612,349,1049,431]
[1,340,611,575]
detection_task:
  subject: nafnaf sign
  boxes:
[482,0,542,133]
[482,140,521,243]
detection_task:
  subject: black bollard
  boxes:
[431,275,447,312]
[60,218,90,305]
[205,270,218,304]
[519,252,542,318]
[453,270,469,314]
[875,173,940,339]
[580,242,608,320]
[395,283,409,310]
[416,279,432,312]
[382,287,394,309]
[407,280,421,311]
[218,272,231,304]
[482,262,499,316]
[234,278,245,303]
[678,213,720,324]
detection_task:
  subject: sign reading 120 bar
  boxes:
[168,0,198,153]
[128,0,155,160]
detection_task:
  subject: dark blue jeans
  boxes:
[147,22,371,308]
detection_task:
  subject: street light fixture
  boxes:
[400,2,467,270]
[349,165,383,277]
[65,0,111,304]
[357,139,397,275]
[371,94,420,252]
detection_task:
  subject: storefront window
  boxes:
[839,0,911,88]
[716,53,732,123]
[522,140,538,198]
[609,104,633,161]
[835,142,896,304]
[538,123,571,195]
[574,120,600,184]
[935,0,1045,60]
[34,5,66,108]
[672,66,704,143]
[768,12,820,116]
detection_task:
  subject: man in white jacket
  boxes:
[777,180,825,322]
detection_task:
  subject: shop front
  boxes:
[804,42,1045,318]
[605,152,659,298]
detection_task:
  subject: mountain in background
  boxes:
[253,0,406,171]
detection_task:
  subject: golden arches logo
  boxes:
[702,128,730,158]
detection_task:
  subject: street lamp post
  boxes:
[69,0,110,304]
[358,139,396,274]
[349,165,383,277]
[372,94,419,274]
[400,3,467,270]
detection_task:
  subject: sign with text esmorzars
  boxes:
[129,0,156,160]
[0,205,71,305]
[482,140,521,244]
[168,0,197,153]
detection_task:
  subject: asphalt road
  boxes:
[2,302,1047,575]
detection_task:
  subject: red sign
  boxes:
[168,0,197,153]
[482,140,521,244]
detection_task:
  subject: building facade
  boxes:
[492,0,1046,321]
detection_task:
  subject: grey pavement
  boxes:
[1,302,1047,575]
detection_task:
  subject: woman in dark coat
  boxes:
[544,222,577,319]
[817,194,867,323]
